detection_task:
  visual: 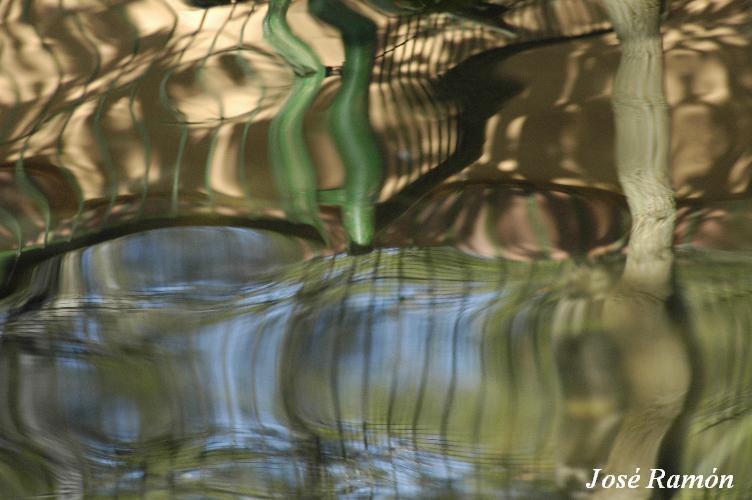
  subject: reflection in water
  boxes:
[569,3,685,497]
[0,0,751,498]
[0,227,751,498]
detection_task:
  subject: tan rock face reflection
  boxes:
[0,0,749,258]
[380,182,629,260]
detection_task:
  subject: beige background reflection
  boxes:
[0,0,749,253]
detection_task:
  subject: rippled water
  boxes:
[1,0,751,498]
[2,225,752,498]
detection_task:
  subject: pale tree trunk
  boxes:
[592,1,689,499]
[602,0,675,295]
[554,2,691,499]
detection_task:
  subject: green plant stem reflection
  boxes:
[263,0,326,236]
[310,0,383,247]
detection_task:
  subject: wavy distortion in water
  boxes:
[0,0,751,498]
